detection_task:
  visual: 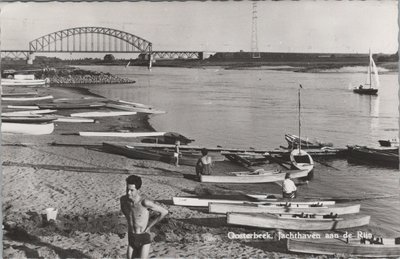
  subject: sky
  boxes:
[0,1,398,57]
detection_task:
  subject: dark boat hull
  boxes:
[347,146,399,168]
[353,88,378,95]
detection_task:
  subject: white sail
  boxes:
[370,54,380,88]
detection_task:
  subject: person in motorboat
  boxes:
[196,148,213,180]
[282,173,297,199]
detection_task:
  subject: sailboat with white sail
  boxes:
[353,50,379,95]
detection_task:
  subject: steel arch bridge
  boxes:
[29,26,152,53]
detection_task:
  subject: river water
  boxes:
[79,65,400,236]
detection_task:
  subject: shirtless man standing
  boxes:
[120,175,168,259]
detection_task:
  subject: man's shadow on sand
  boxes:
[4,226,89,258]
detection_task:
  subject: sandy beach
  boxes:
[1,83,302,258]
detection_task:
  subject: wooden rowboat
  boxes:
[200,168,311,183]
[1,122,54,135]
[102,142,199,166]
[209,202,360,215]
[290,149,314,171]
[287,238,400,257]
[172,196,335,207]
[227,212,370,230]
[70,111,136,117]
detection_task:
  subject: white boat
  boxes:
[200,169,310,183]
[7,105,39,110]
[290,85,314,171]
[209,202,360,215]
[1,95,53,102]
[106,103,166,114]
[79,132,166,137]
[227,212,370,230]
[287,237,400,257]
[353,50,379,95]
[172,196,335,207]
[55,117,95,123]
[2,109,57,116]
[1,78,47,86]
[1,122,54,135]
[70,111,137,117]
[290,149,314,171]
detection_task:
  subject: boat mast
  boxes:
[298,84,302,152]
[368,49,372,89]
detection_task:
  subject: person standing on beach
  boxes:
[196,148,213,179]
[173,140,180,167]
[282,173,297,199]
[120,175,168,259]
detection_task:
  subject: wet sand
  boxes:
[1,84,335,258]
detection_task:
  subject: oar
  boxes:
[303,193,398,202]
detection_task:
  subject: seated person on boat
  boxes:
[282,173,297,199]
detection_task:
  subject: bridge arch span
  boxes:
[29,26,152,53]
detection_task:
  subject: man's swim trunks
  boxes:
[128,232,152,248]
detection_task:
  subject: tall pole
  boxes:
[298,85,302,152]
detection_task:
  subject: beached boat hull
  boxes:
[38,103,105,109]
[2,109,56,116]
[200,169,310,183]
[287,238,400,257]
[70,111,136,117]
[209,203,360,215]
[172,196,335,207]
[82,132,166,137]
[1,122,54,135]
[1,95,53,102]
[102,142,199,166]
[1,116,56,123]
[227,212,370,230]
[1,78,47,86]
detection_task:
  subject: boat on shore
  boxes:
[38,102,105,109]
[209,202,360,215]
[1,122,54,135]
[287,237,400,257]
[1,95,53,102]
[200,168,311,183]
[172,196,335,207]
[1,78,47,87]
[1,116,57,123]
[82,132,166,137]
[2,109,57,116]
[71,111,136,117]
[102,142,202,166]
[227,212,370,230]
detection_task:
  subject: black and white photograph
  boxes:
[1,1,399,258]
